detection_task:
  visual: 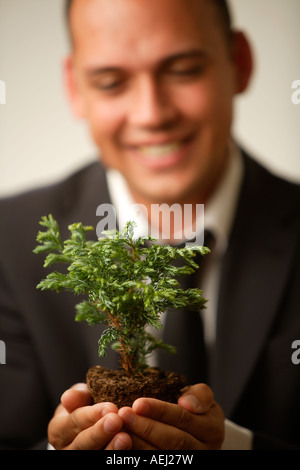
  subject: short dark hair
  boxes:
[65,0,232,41]
[211,0,232,40]
[65,0,72,17]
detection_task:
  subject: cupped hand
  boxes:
[48,383,132,450]
[118,383,225,450]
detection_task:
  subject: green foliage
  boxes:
[34,215,210,375]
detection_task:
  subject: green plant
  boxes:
[34,215,209,376]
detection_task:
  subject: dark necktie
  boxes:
[158,232,214,385]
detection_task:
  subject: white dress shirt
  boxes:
[106,140,253,450]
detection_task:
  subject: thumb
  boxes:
[60,383,92,413]
[178,383,214,414]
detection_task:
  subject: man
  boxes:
[0,0,299,450]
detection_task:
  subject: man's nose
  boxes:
[129,76,178,130]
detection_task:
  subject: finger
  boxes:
[65,412,125,450]
[178,383,214,414]
[105,432,133,450]
[118,406,202,450]
[129,433,160,450]
[131,394,217,444]
[60,383,92,413]
[49,402,118,449]
[133,397,201,433]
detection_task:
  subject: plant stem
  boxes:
[106,311,134,375]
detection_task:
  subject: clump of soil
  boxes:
[86,365,187,408]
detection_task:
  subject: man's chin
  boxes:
[128,181,198,206]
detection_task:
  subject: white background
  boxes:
[0,0,299,197]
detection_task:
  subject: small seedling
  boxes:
[34,215,209,376]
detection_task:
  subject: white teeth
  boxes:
[139,142,181,158]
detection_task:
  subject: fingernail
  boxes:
[104,414,121,433]
[180,386,191,393]
[183,394,200,410]
[114,435,131,451]
[99,403,116,418]
[72,383,89,391]
[122,409,136,426]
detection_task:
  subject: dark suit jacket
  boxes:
[0,153,299,450]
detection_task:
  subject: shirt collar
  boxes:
[106,140,244,254]
[204,141,244,256]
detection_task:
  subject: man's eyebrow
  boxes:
[84,66,123,78]
[161,49,207,66]
[84,49,207,77]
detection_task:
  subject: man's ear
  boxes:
[63,56,86,118]
[231,31,254,95]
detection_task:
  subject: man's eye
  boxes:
[91,75,125,92]
[169,65,203,77]
[96,80,123,91]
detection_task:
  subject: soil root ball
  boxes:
[86,365,187,408]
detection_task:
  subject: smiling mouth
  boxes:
[138,142,182,159]
[129,135,194,162]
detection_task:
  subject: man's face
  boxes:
[67,0,241,205]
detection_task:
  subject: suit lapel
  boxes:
[213,154,299,417]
